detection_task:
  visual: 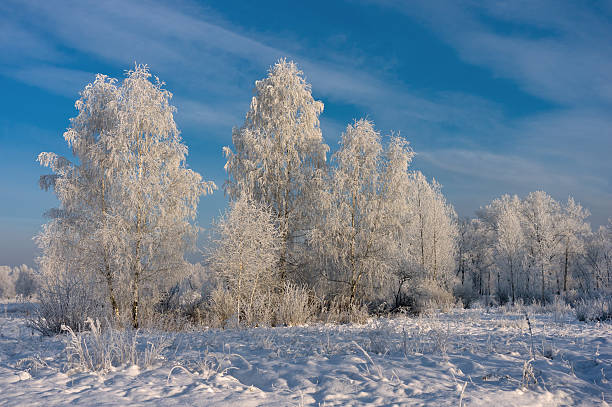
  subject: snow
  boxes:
[1,301,610,406]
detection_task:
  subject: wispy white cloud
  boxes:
[0,0,504,141]
[375,0,612,108]
[1,0,610,225]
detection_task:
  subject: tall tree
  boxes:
[558,197,590,293]
[406,172,458,288]
[485,195,524,304]
[381,135,416,306]
[521,191,562,302]
[224,59,329,279]
[38,73,123,320]
[310,119,388,304]
[580,222,611,293]
[38,65,215,328]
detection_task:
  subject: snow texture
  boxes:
[1,301,610,406]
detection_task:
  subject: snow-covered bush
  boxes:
[208,286,241,328]
[319,295,369,324]
[208,196,282,327]
[404,280,455,315]
[32,270,108,335]
[575,295,612,322]
[275,281,316,326]
[148,263,218,327]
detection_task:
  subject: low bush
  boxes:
[275,282,317,326]
[575,295,612,322]
[31,273,108,336]
[403,281,455,315]
[319,295,369,324]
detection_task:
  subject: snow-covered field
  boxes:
[0,302,610,406]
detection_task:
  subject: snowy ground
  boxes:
[0,302,610,406]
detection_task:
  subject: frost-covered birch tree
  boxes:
[558,197,590,293]
[208,196,281,326]
[37,74,123,329]
[223,59,329,279]
[310,120,417,305]
[464,218,495,301]
[380,136,416,306]
[310,120,387,304]
[37,65,214,329]
[579,222,611,293]
[521,191,563,302]
[406,172,458,289]
[483,195,525,304]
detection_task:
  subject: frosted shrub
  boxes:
[405,281,455,315]
[208,196,282,327]
[275,282,316,326]
[209,286,239,328]
[550,296,573,322]
[575,295,612,322]
[321,295,369,324]
[208,285,276,328]
[31,273,108,336]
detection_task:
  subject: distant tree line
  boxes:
[0,265,37,299]
[456,192,610,306]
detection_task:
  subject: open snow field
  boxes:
[0,302,610,406]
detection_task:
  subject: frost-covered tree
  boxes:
[14,265,38,298]
[456,218,471,288]
[37,65,214,328]
[224,59,329,279]
[463,218,495,301]
[0,266,16,299]
[481,195,524,304]
[208,196,281,326]
[311,120,389,303]
[111,66,215,327]
[579,221,611,293]
[558,197,590,293]
[472,191,597,303]
[521,191,563,302]
[38,74,122,318]
[380,136,416,306]
[311,120,420,305]
[406,172,458,289]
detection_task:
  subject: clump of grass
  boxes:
[62,318,171,374]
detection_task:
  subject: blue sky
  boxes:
[1,0,611,267]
